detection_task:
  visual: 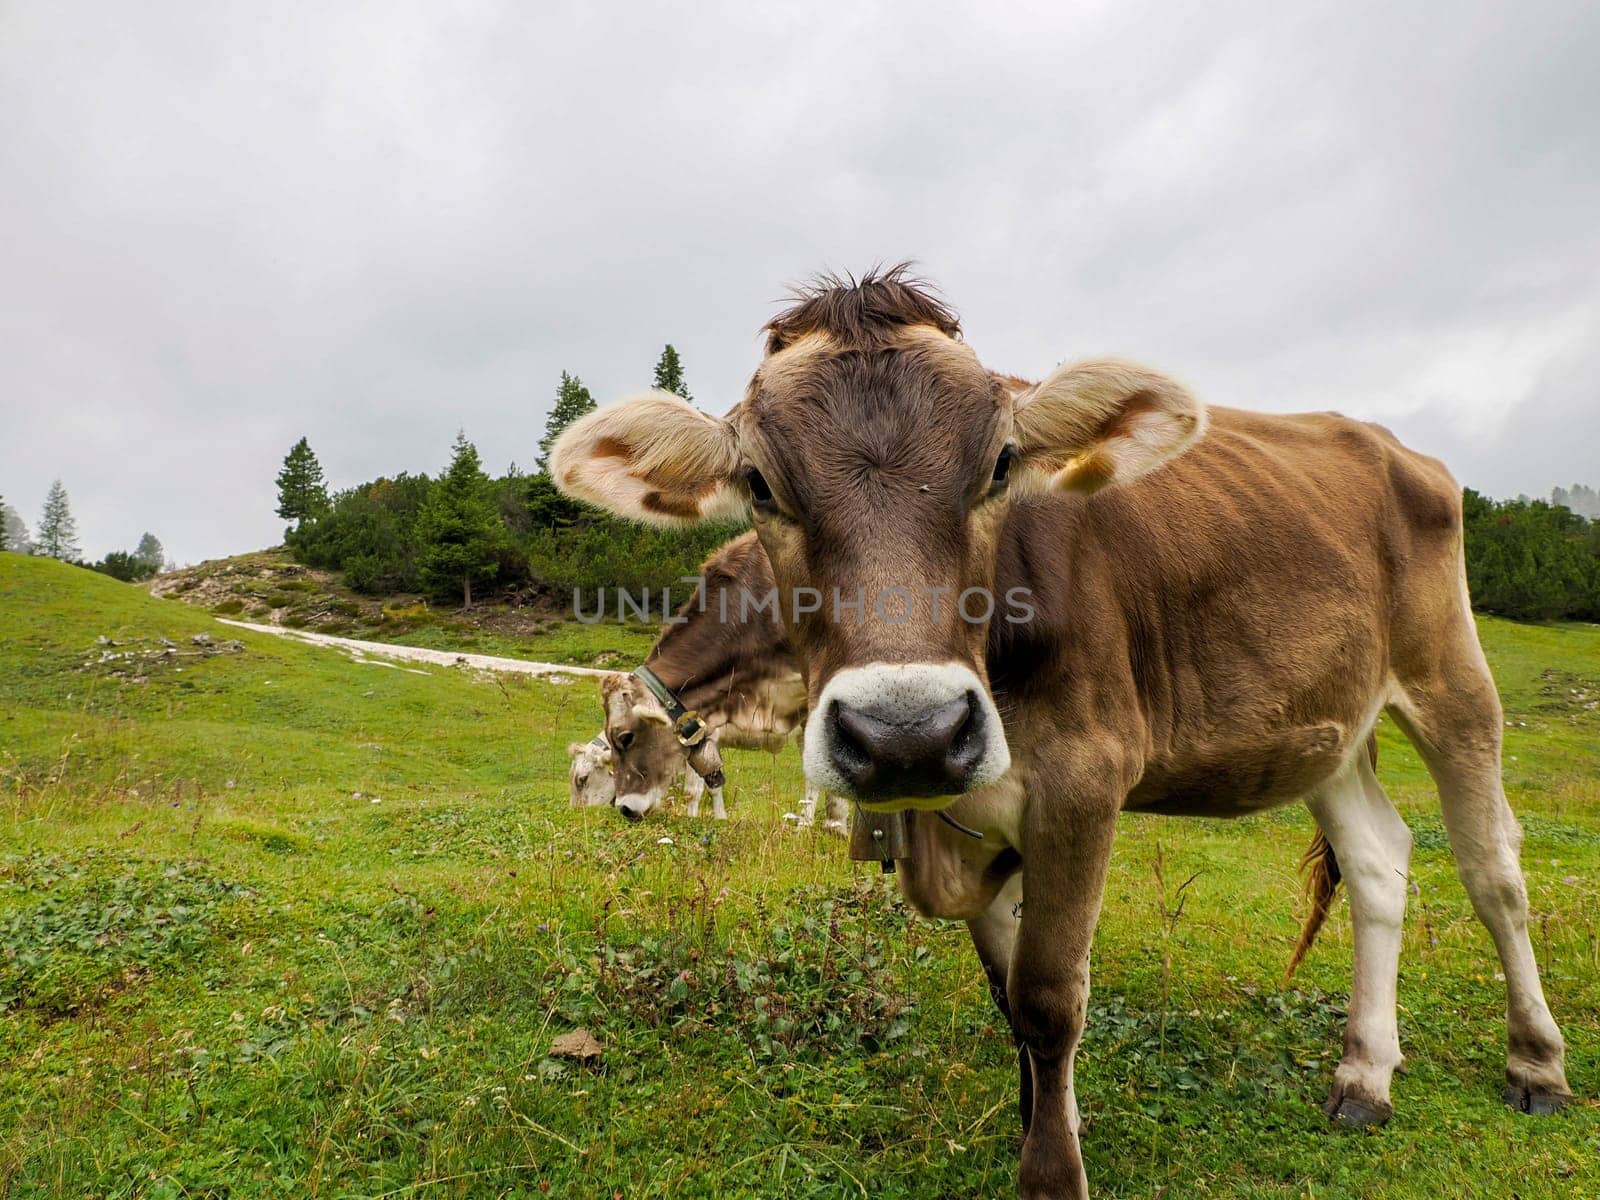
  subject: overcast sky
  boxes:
[2,1,1597,564]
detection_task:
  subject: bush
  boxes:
[282,462,743,605]
[519,516,745,596]
[289,473,433,595]
[90,550,159,583]
[1464,489,1600,621]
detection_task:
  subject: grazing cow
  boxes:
[567,735,617,808]
[552,268,1571,1199]
[568,731,719,816]
[595,531,848,832]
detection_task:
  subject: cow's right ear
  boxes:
[551,392,745,525]
[630,704,671,728]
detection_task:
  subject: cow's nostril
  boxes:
[828,699,875,782]
[828,691,983,799]
[947,691,984,772]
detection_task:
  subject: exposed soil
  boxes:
[149,547,566,642]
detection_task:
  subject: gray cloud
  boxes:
[2,0,1597,562]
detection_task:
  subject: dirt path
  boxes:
[216,618,618,680]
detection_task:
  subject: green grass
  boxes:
[1,550,1596,1199]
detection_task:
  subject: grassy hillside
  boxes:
[2,551,1596,1198]
[148,547,660,666]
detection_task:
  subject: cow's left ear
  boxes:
[1013,359,1207,494]
[551,392,745,525]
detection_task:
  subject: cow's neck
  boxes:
[984,492,1095,707]
[643,535,795,723]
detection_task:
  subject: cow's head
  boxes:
[598,673,683,820]
[567,738,616,808]
[553,268,1206,810]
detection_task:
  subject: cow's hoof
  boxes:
[1503,1082,1572,1116]
[1324,1090,1392,1128]
[822,819,848,839]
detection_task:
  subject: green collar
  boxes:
[632,664,708,747]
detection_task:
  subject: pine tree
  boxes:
[276,438,329,527]
[36,480,80,560]
[416,432,501,608]
[536,373,596,473]
[0,494,8,552]
[134,532,165,574]
[95,551,147,582]
[652,344,692,401]
[1,504,28,554]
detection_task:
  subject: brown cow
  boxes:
[597,531,848,832]
[552,268,1571,1199]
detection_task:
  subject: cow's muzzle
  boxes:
[802,663,1011,805]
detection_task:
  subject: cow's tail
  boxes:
[1283,826,1341,983]
[1283,733,1376,983]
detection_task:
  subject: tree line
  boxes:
[1463,489,1600,621]
[277,345,738,608]
[11,354,1593,625]
[0,481,165,581]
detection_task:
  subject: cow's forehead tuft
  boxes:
[762,264,960,353]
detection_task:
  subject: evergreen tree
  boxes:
[536,372,596,474]
[1463,488,1600,620]
[652,344,692,401]
[1,504,28,554]
[36,480,80,561]
[94,551,149,582]
[133,532,165,574]
[416,432,500,608]
[1552,483,1600,520]
[276,437,330,527]
[0,494,7,552]
[289,473,433,594]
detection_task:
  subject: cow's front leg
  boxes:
[1011,799,1117,1200]
[968,872,1031,1132]
[686,736,728,820]
[822,792,849,837]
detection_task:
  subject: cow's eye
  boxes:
[615,730,635,750]
[990,444,1017,491]
[745,467,776,512]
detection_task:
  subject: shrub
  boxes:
[1464,490,1600,620]
[290,473,433,595]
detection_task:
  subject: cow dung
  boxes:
[549,1028,603,1062]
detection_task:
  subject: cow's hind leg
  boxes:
[1391,652,1572,1113]
[1305,745,1413,1126]
[967,873,1032,1132]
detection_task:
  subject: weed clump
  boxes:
[0,851,250,1015]
[546,882,918,1061]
